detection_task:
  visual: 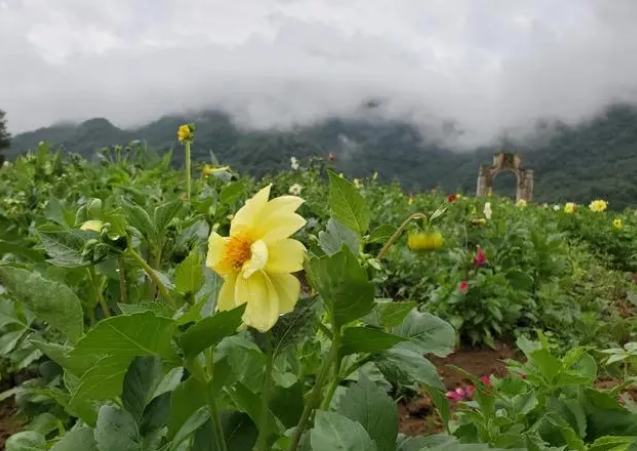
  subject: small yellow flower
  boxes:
[456,194,462,200]
[202,164,230,177]
[564,202,576,214]
[80,220,103,232]
[407,231,444,252]
[206,185,307,332]
[589,200,608,212]
[177,124,194,142]
[353,178,362,189]
[516,199,527,209]
[613,218,623,229]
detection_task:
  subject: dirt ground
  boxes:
[397,343,519,436]
[0,374,23,450]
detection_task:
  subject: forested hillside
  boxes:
[9,104,637,209]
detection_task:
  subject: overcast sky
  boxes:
[2,0,637,147]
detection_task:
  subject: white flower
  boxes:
[553,204,561,211]
[289,183,303,195]
[483,202,492,220]
[290,156,299,170]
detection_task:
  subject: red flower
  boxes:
[465,385,476,397]
[328,152,336,162]
[480,375,493,387]
[459,280,469,292]
[473,246,486,266]
[447,193,458,203]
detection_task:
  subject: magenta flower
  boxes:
[474,246,486,266]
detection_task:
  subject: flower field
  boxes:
[1,134,637,450]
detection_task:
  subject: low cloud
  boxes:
[2,0,637,149]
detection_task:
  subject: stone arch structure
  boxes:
[476,152,533,202]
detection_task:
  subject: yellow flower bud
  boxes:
[80,220,103,232]
[407,231,444,252]
[613,218,623,229]
[177,124,193,142]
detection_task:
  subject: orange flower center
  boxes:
[223,233,253,270]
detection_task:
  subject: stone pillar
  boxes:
[523,170,534,202]
[476,166,490,197]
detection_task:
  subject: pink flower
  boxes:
[465,385,476,398]
[445,387,466,401]
[473,246,486,266]
[459,281,469,292]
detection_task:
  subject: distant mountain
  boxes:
[9,105,637,209]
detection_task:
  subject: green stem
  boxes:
[126,247,176,309]
[185,141,192,200]
[256,333,274,451]
[191,358,228,451]
[288,333,341,451]
[118,256,128,303]
[320,348,342,410]
[377,212,428,261]
[87,267,110,318]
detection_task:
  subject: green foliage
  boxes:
[1,126,637,451]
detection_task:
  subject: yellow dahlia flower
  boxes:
[613,218,623,229]
[564,202,576,214]
[206,185,306,332]
[516,199,527,209]
[407,231,444,252]
[80,220,103,232]
[177,124,193,142]
[589,200,608,212]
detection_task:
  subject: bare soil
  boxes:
[0,373,24,450]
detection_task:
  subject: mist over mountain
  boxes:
[9,103,637,210]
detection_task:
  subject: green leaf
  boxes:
[310,410,377,451]
[220,181,245,204]
[50,427,98,451]
[375,344,444,390]
[362,301,416,328]
[30,340,97,376]
[175,249,205,294]
[367,224,395,244]
[308,246,375,328]
[179,305,246,359]
[94,406,142,451]
[170,407,210,451]
[36,225,95,268]
[69,354,131,407]
[0,266,84,343]
[193,412,258,451]
[5,431,46,451]
[122,199,157,242]
[327,170,371,235]
[319,218,361,255]
[168,377,207,440]
[154,199,185,234]
[122,356,165,422]
[392,310,455,357]
[70,312,177,360]
[338,373,398,451]
[0,240,45,262]
[270,297,317,356]
[269,381,305,428]
[340,327,406,356]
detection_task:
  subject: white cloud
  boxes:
[1,0,637,149]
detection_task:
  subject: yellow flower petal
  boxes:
[269,273,300,315]
[217,273,239,311]
[236,270,279,332]
[265,239,306,274]
[80,220,103,232]
[231,185,271,235]
[206,232,233,276]
[260,213,307,243]
[242,240,268,279]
